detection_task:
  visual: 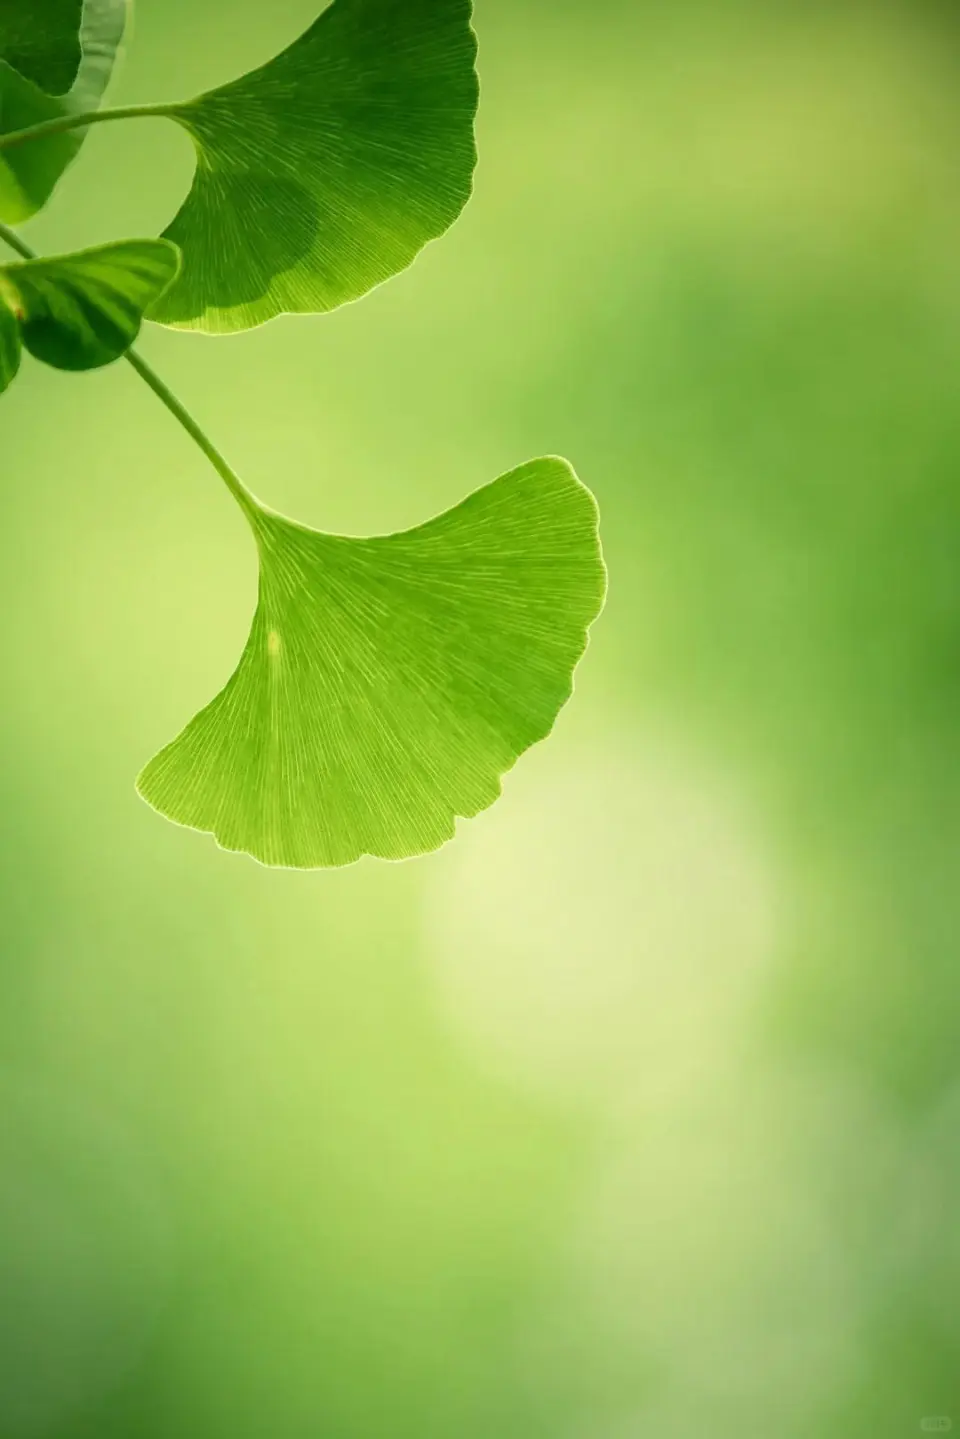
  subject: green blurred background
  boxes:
[3,0,960,1434]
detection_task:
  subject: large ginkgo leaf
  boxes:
[149,0,478,333]
[0,0,128,223]
[0,239,179,392]
[138,458,606,868]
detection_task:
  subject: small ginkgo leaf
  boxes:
[149,0,479,334]
[0,0,127,223]
[138,458,605,869]
[0,239,179,376]
[0,0,83,95]
[0,285,21,394]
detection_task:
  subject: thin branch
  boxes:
[0,220,260,526]
[0,104,176,153]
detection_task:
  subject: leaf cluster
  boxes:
[0,0,605,868]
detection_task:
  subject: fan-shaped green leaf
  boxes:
[0,239,179,380]
[149,0,478,334]
[138,458,605,868]
[0,0,83,95]
[0,0,127,223]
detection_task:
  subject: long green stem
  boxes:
[0,221,33,261]
[123,349,260,523]
[0,104,175,153]
[0,220,259,524]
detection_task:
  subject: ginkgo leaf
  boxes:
[149,0,479,334]
[0,286,20,394]
[0,0,83,95]
[0,239,179,382]
[0,0,127,223]
[138,458,606,869]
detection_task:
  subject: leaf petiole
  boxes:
[0,221,260,525]
[0,104,176,153]
[123,348,261,525]
[0,220,32,260]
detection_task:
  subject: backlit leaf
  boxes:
[149,0,478,333]
[0,0,127,223]
[138,458,605,868]
[0,284,20,394]
[0,0,83,95]
[0,239,179,383]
